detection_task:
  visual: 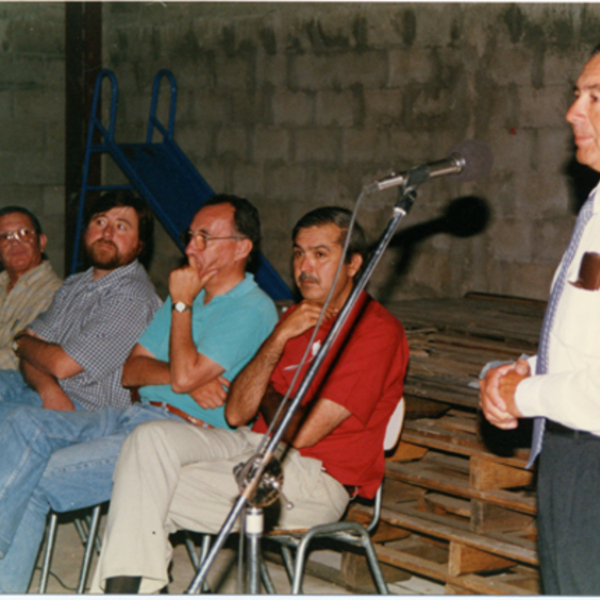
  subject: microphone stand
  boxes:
[187,182,418,594]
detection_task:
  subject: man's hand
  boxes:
[273,301,338,346]
[479,359,529,430]
[21,361,75,411]
[169,255,217,305]
[190,375,230,410]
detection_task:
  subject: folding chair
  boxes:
[264,397,405,594]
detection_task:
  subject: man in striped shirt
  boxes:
[0,206,62,370]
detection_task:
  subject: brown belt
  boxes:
[148,402,214,429]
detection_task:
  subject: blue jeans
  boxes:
[0,402,183,592]
[0,370,44,418]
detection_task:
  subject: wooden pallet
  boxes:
[369,295,544,593]
[387,409,536,531]
[386,295,544,412]
[349,480,539,594]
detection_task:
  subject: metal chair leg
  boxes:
[38,513,59,593]
[76,504,103,593]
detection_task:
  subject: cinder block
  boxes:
[363,89,403,126]
[519,85,568,129]
[0,156,17,187]
[327,51,388,89]
[15,150,62,185]
[215,54,255,90]
[264,164,310,202]
[388,49,436,87]
[294,128,339,163]
[255,53,287,88]
[42,185,64,216]
[315,90,354,127]
[272,90,314,126]
[288,54,335,90]
[230,90,269,125]
[232,163,265,198]
[342,127,390,164]
[488,218,533,262]
[216,127,249,161]
[532,216,575,264]
[252,127,290,161]
[6,19,63,54]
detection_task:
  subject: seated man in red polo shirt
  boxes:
[92,206,409,594]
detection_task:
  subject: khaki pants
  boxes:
[91,422,349,594]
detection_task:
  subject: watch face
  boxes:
[173,301,191,313]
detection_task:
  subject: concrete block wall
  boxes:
[0,3,599,303]
[102,2,600,302]
[0,3,65,276]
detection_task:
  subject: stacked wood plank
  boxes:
[364,294,546,594]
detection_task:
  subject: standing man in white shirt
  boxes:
[480,43,600,594]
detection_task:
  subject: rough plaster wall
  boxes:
[0,3,65,277]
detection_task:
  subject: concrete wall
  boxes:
[0,3,65,276]
[0,3,599,303]
[102,2,600,302]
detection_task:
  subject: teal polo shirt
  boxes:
[137,273,277,429]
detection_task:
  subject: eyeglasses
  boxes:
[180,230,245,248]
[0,228,36,247]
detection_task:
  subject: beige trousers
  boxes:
[91,422,349,594]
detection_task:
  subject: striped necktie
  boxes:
[526,193,595,468]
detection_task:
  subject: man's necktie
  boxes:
[526,194,595,468]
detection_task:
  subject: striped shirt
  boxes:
[29,260,162,411]
[0,260,62,370]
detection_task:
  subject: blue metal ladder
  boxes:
[73,69,293,301]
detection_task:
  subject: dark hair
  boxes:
[204,194,261,272]
[292,206,367,264]
[0,206,43,235]
[592,43,600,56]
[84,191,154,268]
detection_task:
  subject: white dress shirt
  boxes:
[516,184,600,434]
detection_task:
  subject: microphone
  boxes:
[370,140,493,192]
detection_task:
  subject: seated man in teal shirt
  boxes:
[0,194,278,593]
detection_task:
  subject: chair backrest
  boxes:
[384,397,405,452]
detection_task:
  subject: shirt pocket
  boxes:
[553,283,600,358]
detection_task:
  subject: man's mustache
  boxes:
[298,272,319,284]
[91,239,117,251]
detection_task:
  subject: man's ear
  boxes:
[235,238,253,263]
[348,253,363,278]
[39,233,48,254]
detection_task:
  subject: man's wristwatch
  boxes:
[172,301,192,313]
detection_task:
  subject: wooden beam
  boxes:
[65,3,102,274]
[448,541,516,576]
[470,456,534,491]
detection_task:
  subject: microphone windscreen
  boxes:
[448,140,493,182]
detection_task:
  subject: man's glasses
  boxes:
[0,228,36,247]
[180,230,245,248]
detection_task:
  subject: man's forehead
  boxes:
[577,54,600,88]
[0,212,34,230]
[192,203,235,230]
[294,223,343,247]
[93,206,139,223]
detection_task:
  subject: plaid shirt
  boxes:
[0,261,62,370]
[29,260,162,411]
